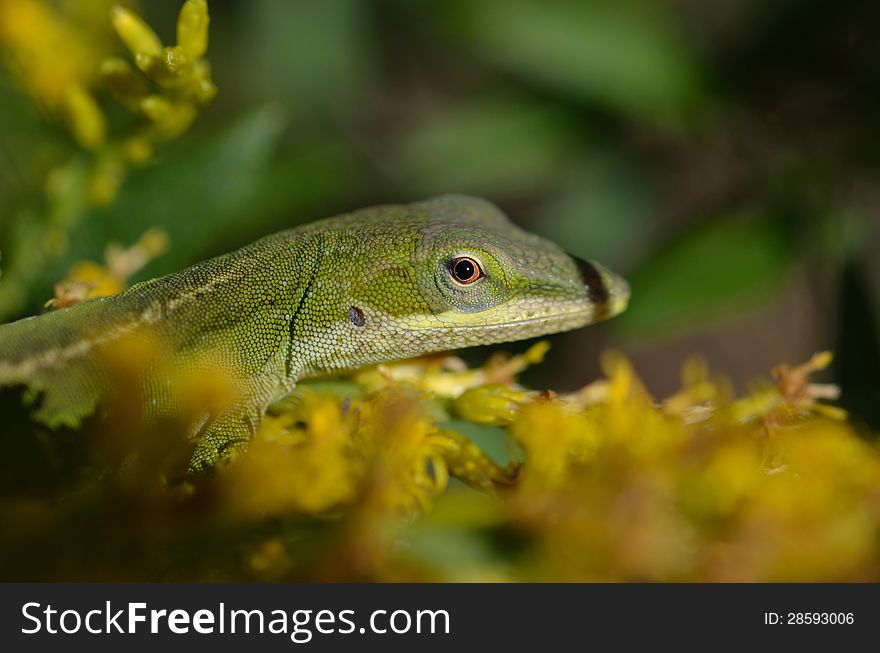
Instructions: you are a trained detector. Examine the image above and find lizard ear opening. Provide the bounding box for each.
[348,306,366,327]
[348,306,367,327]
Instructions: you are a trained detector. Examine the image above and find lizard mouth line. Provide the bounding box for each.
[410,282,630,333]
[410,306,595,333]
[450,312,590,330]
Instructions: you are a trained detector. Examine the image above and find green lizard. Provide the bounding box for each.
[0,195,629,474]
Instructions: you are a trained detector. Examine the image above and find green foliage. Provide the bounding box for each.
[395,94,579,196]
[615,213,797,337]
[445,0,701,122]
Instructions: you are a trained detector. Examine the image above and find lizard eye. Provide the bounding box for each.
[449,256,483,285]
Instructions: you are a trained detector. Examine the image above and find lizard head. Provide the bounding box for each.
[405,195,630,346]
[313,194,629,372]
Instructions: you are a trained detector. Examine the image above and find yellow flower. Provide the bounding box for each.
[0,0,105,106]
[453,384,530,425]
[0,0,114,148]
[222,391,358,517]
[356,389,452,516]
[110,0,216,140]
[45,228,168,308]
[510,399,600,490]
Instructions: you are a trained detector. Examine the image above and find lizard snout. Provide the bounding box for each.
[572,256,630,321]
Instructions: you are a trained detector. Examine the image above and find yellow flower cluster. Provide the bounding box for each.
[94,0,216,204]
[107,0,216,147]
[1,340,878,582]
[0,1,217,318]
[0,0,215,203]
[0,0,109,121]
[187,344,877,582]
[490,353,878,581]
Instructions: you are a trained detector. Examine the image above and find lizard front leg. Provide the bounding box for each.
[185,399,267,477]
[177,343,293,477]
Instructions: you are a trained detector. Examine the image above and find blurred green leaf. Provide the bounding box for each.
[614,213,796,337]
[532,155,652,269]
[441,419,513,467]
[396,94,579,195]
[834,259,880,430]
[447,0,701,122]
[403,519,502,574]
[296,379,366,401]
[0,76,68,220]
[242,0,374,123]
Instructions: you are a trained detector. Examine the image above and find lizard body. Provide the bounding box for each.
[0,195,629,473]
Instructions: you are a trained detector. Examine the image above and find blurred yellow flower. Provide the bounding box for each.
[0,0,215,196]
[0,1,217,319]
[45,227,168,308]
[0,0,113,148]
[1,312,878,582]
[0,0,102,104]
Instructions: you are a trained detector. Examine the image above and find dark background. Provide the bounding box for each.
[1,0,878,426]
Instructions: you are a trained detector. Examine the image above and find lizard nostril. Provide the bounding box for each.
[572,256,609,303]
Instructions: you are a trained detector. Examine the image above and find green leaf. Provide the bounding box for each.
[395,94,579,195]
[402,519,502,572]
[296,379,366,401]
[448,0,701,122]
[614,213,796,337]
[531,155,652,268]
[241,0,374,122]
[441,419,514,467]
[0,75,66,211]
